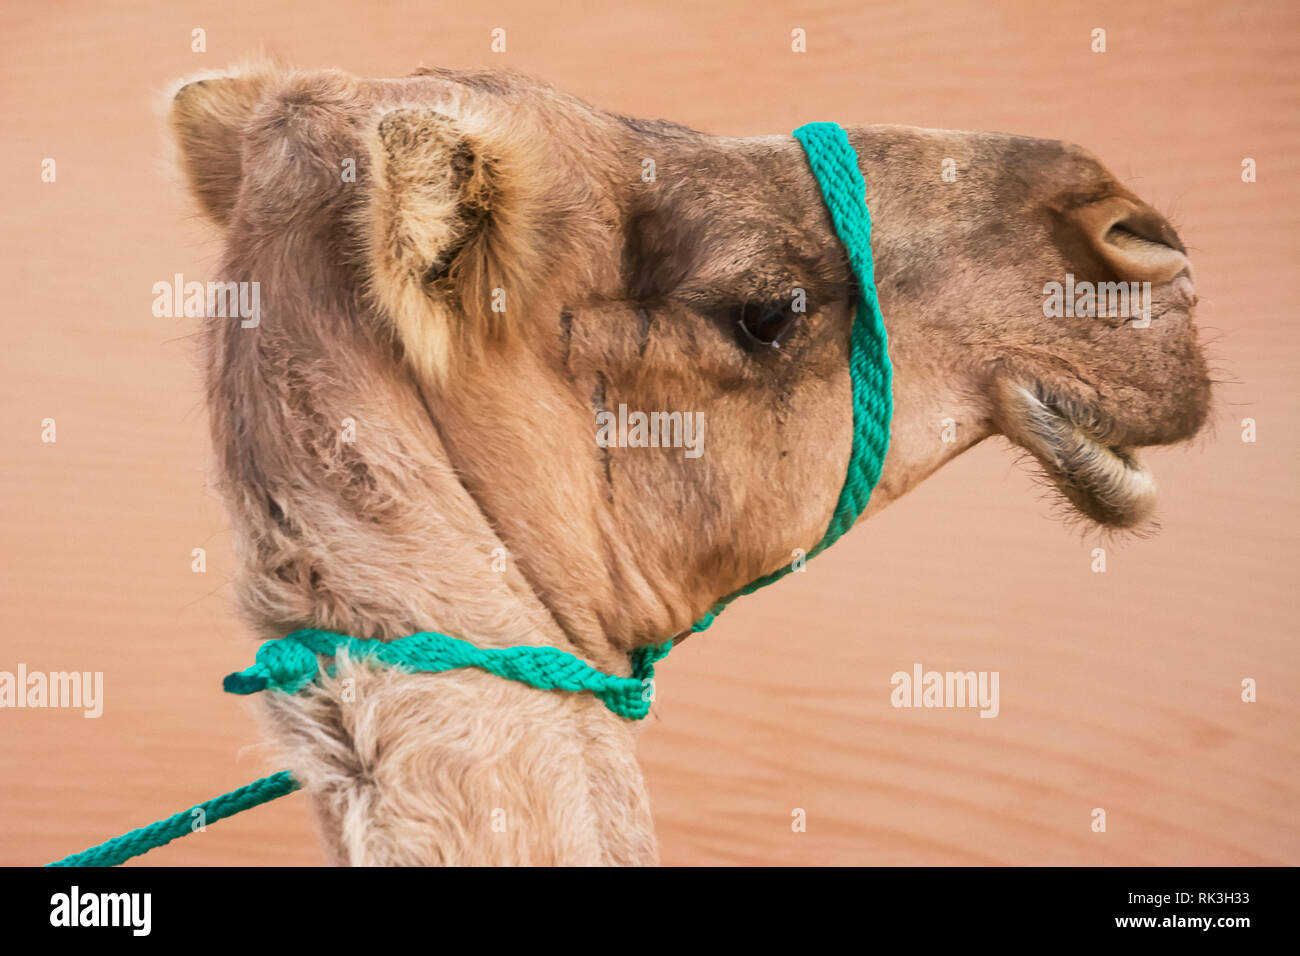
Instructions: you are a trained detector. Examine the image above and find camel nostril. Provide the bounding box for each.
[1072,196,1191,285]
[1104,207,1184,253]
[1104,223,1191,284]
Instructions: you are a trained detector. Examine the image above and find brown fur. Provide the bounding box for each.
[168,62,1210,865]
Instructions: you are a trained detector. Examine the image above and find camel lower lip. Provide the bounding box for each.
[997,382,1158,528]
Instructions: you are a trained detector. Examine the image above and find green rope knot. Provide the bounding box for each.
[222,632,322,695]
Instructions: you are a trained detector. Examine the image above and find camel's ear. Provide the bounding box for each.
[169,74,271,226]
[366,108,537,382]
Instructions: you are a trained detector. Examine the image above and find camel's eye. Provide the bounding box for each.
[735,300,797,349]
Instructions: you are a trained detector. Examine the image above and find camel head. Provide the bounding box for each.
[170,66,1210,659]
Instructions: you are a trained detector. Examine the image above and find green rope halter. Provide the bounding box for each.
[223,628,672,721]
[46,121,890,867]
[693,121,892,631]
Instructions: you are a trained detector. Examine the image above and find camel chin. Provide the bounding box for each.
[996,381,1159,530]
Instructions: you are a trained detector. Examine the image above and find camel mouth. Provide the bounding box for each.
[995,381,1158,529]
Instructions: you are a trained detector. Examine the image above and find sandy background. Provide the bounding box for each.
[1,0,1296,865]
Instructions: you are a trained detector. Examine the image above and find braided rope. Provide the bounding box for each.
[44,121,888,866]
[691,122,892,632]
[46,771,300,867]
[225,628,670,721]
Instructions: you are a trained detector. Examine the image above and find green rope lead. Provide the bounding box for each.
[46,771,301,867]
[44,121,889,866]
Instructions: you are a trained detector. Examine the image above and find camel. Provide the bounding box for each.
[168,63,1210,865]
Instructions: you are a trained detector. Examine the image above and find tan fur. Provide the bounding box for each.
[168,62,1210,865]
